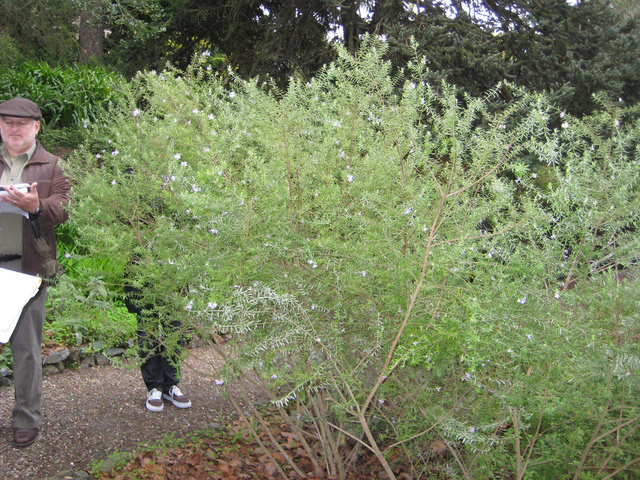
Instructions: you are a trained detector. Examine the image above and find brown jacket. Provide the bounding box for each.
[0,141,70,277]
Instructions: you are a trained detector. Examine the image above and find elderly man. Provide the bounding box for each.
[0,97,70,448]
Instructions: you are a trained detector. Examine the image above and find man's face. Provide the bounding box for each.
[0,116,40,156]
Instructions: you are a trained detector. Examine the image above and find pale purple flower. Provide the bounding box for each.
[209,228,218,235]
[185,300,193,311]
[174,153,182,160]
[215,379,224,385]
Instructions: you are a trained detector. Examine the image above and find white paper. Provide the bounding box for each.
[0,268,42,343]
[0,183,30,218]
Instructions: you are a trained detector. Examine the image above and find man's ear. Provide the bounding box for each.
[35,120,41,134]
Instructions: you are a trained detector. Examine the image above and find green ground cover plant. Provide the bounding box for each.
[0,61,125,130]
[64,37,640,479]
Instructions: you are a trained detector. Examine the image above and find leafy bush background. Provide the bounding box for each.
[62,38,640,479]
[0,62,124,130]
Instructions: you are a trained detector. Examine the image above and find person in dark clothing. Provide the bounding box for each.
[124,264,192,412]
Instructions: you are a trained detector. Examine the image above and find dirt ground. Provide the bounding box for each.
[0,345,253,480]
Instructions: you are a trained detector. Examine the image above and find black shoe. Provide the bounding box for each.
[13,427,38,448]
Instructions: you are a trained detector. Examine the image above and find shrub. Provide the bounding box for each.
[65,38,640,479]
[0,62,125,129]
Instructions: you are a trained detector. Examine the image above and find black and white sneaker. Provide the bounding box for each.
[163,385,192,409]
[146,388,164,412]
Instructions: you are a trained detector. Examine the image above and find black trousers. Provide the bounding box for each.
[125,285,184,393]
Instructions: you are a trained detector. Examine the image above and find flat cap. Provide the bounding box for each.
[0,97,42,120]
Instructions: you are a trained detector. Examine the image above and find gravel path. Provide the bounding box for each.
[0,345,243,480]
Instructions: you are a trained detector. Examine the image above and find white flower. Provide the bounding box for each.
[361,270,367,277]
[192,108,199,114]
[185,300,193,311]
[229,91,236,98]
[111,150,119,156]
[209,229,218,235]
[562,122,569,129]
[517,296,527,304]
[347,174,354,183]
[132,109,140,117]
[110,180,116,185]
[180,161,188,167]
[208,302,218,309]
[215,379,224,385]
[208,114,214,120]
[174,153,182,160]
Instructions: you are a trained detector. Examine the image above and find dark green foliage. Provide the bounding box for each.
[0,62,126,129]
[0,31,20,70]
[2,0,640,119]
[0,0,80,66]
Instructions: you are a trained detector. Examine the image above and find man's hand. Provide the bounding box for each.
[0,182,40,214]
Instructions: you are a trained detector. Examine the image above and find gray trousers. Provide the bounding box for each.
[10,285,46,428]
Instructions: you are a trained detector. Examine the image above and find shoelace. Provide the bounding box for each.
[148,389,162,400]
[169,386,183,397]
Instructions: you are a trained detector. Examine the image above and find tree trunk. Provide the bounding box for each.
[79,1,103,64]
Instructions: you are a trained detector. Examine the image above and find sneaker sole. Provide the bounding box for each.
[146,401,164,412]
[162,394,192,408]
